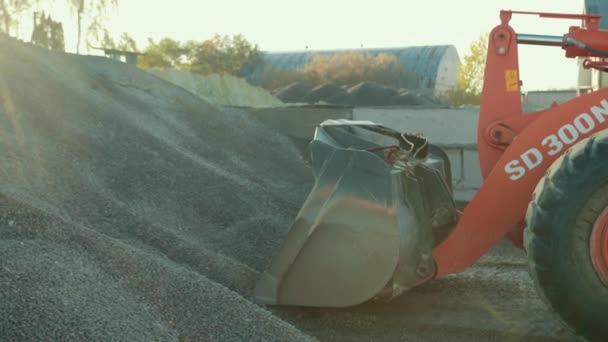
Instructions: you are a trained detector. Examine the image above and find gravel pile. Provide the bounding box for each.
[147,68,284,108]
[272,82,313,104]
[0,37,314,342]
[273,81,441,106]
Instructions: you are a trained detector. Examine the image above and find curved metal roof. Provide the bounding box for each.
[246,45,456,90]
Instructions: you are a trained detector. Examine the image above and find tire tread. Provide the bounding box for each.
[525,131,608,342]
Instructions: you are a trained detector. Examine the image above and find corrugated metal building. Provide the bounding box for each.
[246,45,459,97]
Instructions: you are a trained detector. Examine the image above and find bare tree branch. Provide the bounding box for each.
[0,0,10,34]
[69,0,118,54]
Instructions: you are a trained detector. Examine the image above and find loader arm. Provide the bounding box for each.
[433,10,608,276]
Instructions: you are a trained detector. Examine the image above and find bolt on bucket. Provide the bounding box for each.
[254,120,458,307]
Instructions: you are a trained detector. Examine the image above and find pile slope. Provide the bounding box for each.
[0,37,313,342]
[147,68,283,108]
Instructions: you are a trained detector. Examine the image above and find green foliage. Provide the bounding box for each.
[253,51,410,90]
[137,34,260,76]
[68,0,118,53]
[30,11,65,51]
[448,33,488,106]
[116,32,136,51]
[1,0,119,53]
[138,37,186,69]
[0,0,116,52]
[304,52,407,87]
[100,31,137,52]
[187,34,260,75]
[0,0,35,35]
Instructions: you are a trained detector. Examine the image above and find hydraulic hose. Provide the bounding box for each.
[565,35,608,58]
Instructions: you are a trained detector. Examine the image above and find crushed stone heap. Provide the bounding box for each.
[147,68,283,108]
[0,36,313,342]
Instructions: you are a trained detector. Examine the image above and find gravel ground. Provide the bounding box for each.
[0,37,580,341]
[276,241,578,341]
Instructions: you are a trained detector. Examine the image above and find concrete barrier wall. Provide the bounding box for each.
[352,107,478,145]
[250,105,482,201]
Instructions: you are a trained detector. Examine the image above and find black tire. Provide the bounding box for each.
[524,132,608,341]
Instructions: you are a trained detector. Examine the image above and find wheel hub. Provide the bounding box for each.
[591,208,608,287]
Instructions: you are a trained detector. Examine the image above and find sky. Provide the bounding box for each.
[21,0,588,90]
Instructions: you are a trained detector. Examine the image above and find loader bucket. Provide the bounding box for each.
[254,120,458,307]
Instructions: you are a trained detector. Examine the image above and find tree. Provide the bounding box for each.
[101,31,137,52]
[116,32,136,51]
[137,34,261,76]
[188,34,260,75]
[252,51,412,90]
[303,52,407,88]
[69,0,118,54]
[0,0,10,34]
[69,0,83,52]
[448,33,488,106]
[0,0,35,36]
[138,37,186,69]
[30,11,65,51]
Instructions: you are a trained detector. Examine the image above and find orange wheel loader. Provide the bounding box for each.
[255,10,608,341]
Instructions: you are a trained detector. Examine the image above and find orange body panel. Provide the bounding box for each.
[434,90,608,276]
[433,11,608,276]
